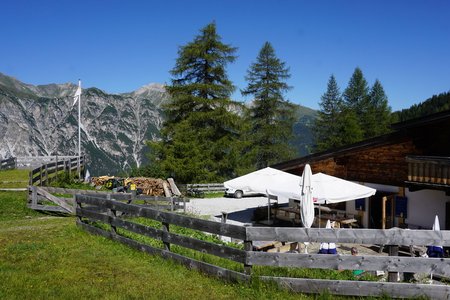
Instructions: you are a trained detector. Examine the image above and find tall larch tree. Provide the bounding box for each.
[342,67,370,140]
[314,75,344,151]
[150,22,243,183]
[241,41,296,169]
[363,79,392,138]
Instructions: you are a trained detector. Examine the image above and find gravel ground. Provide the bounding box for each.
[185,196,269,225]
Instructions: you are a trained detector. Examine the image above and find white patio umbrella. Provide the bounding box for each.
[300,164,314,253]
[300,164,315,228]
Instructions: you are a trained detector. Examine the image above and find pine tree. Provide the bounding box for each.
[152,22,243,183]
[343,67,370,114]
[241,42,296,169]
[363,79,392,138]
[342,67,370,141]
[314,75,343,151]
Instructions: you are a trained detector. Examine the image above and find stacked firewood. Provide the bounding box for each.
[91,176,115,186]
[126,177,166,196]
[90,176,177,197]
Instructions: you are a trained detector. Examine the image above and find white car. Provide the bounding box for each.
[224,187,261,198]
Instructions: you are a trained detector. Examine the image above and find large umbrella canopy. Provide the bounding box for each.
[427,215,444,258]
[267,172,376,205]
[300,164,314,228]
[311,173,376,204]
[224,167,301,195]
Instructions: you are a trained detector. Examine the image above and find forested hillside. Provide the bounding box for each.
[392,91,450,122]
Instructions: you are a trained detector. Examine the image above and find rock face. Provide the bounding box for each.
[0,72,168,176]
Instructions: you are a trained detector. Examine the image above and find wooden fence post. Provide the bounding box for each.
[388,245,399,282]
[244,240,253,276]
[244,224,252,276]
[55,155,58,182]
[67,160,71,178]
[44,163,48,186]
[75,195,82,222]
[31,186,37,207]
[39,165,43,187]
[106,194,117,235]
[162,222,170,251]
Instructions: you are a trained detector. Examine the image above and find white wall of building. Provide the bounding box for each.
[405,188,449,229]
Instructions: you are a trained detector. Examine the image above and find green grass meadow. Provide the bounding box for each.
[0,169,29,188]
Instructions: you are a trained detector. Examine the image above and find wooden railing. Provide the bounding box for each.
[0,157,16,170]
[406,155,450,185]
[28,186,187,214]
[29,156,85,186]
[16,155,80,169]
[76,195,450,299]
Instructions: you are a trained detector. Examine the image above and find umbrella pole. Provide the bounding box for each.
[319,204,321,228]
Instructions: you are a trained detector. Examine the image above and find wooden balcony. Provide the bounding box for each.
[406,156,450,191]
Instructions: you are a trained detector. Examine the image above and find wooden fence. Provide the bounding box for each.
[0,157,16,170]
[75,195,450,299]
[29,156,85,186]
[16,155,80,169]
[28,186,187,214]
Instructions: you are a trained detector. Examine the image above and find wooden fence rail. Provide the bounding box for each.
[28,186,188,214]
[29,156,85,186]
[0,157,16,170]
[16,155,80,169]
[75,195,450,299]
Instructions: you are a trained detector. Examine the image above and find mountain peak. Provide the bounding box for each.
[133,83,166,95]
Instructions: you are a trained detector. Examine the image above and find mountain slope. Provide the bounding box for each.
[0,73,168,176]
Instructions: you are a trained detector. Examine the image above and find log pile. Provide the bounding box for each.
[125,177,166,196]
[90,176,180,197]
[91,176,115,186]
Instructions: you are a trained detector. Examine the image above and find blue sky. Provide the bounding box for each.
[1,0,449,111]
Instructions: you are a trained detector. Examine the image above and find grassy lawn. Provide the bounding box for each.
[0,190,322,299]
[0,169,30,188]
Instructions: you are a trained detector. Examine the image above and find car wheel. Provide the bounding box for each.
[234,190,243,199]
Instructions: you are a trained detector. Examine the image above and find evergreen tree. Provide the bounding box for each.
[363,79,392,138]
[337,108,364,145]
[241,42,296,169]
[314,75,343,151]
[151,22,243,183]
[343,67,370,114]
[342,67,371,140]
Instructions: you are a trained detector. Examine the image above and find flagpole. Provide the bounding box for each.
[77,79,81,179]
[78,79,81,158]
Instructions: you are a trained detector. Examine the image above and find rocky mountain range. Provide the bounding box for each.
[0,72,316,176]
[0,72,168,175]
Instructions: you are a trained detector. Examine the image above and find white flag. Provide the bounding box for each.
[72,84,81,107]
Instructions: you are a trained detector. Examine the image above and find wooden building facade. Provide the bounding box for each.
[272,110,450,230]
